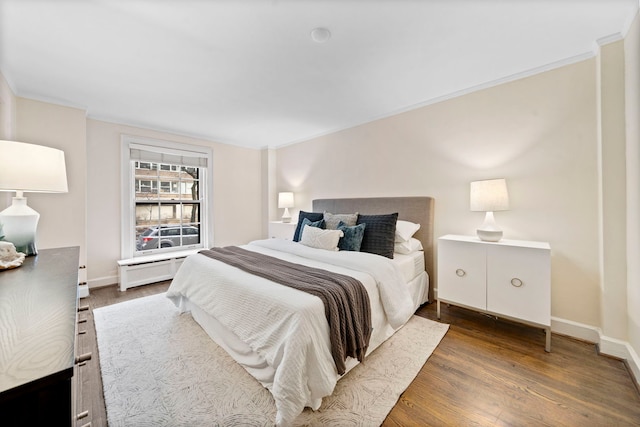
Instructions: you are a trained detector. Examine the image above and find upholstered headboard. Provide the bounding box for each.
[312,197,435,302]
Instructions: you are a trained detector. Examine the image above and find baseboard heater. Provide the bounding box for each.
[117,249,199,291]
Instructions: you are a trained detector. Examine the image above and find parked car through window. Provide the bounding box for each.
[136,225,200,250]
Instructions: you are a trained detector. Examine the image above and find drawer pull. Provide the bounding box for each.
[78,305,89,312]
[75,352,92,364]
[511,278,523,287]
[455,269,466,277]
[76,410,89,420]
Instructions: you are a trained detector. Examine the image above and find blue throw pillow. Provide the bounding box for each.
[356,213,398,259]
[299,217,325,240]
[293,211,324,242]
[337,221,366,251]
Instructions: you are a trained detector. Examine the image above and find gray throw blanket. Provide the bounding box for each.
[198,246,372,375]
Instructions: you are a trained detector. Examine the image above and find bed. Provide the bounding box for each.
[166,196,435,426]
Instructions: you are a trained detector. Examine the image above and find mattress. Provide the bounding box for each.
[392,250,426,282]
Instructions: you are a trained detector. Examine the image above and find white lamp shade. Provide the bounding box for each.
[0,140,68,256]
[470,178,509,212]
[0,140,68,193]
[278,192,295,208]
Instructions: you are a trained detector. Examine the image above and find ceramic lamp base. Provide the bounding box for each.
[476,229,503,242]
[476,211,503,242]
[281,207,292,223]
[0,197,39,256]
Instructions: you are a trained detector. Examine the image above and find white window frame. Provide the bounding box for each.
[120,135,214,260]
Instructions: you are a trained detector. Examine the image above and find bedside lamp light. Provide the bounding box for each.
[0,140,68,255]
[470,178,509,242]
[278,192,294,223]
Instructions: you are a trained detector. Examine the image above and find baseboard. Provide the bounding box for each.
[88,275,118,289]
[552,316,640,390]
[550,316,600,343]
[625,346,640,393]
[599,335,632,359]
[600,336,640,385]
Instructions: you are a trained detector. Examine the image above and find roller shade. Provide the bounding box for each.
[130,145,208,168]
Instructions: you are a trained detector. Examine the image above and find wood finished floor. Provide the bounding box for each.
[79,282,640,426]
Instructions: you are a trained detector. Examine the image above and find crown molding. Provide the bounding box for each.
[595,33,625,48]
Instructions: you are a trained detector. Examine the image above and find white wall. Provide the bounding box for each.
[13,99,88,269]
[276,58,602,328]
[0,73,17,210]
[597,39,628,342]
[0,72,16,140]
[0,75,265,287]
[624,10,640,380]
[86,119,264,286]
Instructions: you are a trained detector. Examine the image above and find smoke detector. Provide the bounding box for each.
[310,27,331,43]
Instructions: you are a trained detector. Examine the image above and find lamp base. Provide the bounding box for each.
[281,207,292,223]
[476,211,503,242]
[0,197,39,256]
[476,229,503,242]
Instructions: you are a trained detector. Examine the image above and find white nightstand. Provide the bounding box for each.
[269,221,298,240]
[437,234,551,351]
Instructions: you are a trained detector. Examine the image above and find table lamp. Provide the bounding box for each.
[470,178,509,242]
[278,192,294,223]
[0,140,68,255]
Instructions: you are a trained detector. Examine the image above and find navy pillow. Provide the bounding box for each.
[356,213,398,259]
[293,211,324,242]
[337,221,366,252]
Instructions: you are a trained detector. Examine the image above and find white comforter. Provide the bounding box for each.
[166,238,415,426]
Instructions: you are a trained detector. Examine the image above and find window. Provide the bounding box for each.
[159,181,169,193]
[137,179,158,193]
[121,136,213,259]
[133,162,202,252]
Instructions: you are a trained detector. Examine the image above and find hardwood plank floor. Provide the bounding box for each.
[79,282,640,426]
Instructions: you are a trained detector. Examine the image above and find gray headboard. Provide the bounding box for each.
[312,197,435,303]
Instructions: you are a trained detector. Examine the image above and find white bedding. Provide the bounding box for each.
[393,250,426,282]
[166,238,428,426]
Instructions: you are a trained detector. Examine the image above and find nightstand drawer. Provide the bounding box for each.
[269,221,297,240]
[487,244,551,325]
[437,238,486,310]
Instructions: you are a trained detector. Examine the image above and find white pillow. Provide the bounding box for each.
[300,225,344,251]
[394,238,424,254]
[395,220,421,243]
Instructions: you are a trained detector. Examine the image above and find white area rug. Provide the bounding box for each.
[94,293,448,426]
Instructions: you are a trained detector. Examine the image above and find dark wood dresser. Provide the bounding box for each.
[0,247,85,426]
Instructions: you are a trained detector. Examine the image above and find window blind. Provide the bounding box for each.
[130,146,208,168]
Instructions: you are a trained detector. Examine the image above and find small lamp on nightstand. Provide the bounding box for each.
[278,192,295,223]
[470,178,509,242]
[0,140,69,256]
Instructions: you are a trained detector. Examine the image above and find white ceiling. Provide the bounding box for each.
[0,0,637,149]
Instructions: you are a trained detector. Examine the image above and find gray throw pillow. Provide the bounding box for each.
[324,212,358,230]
